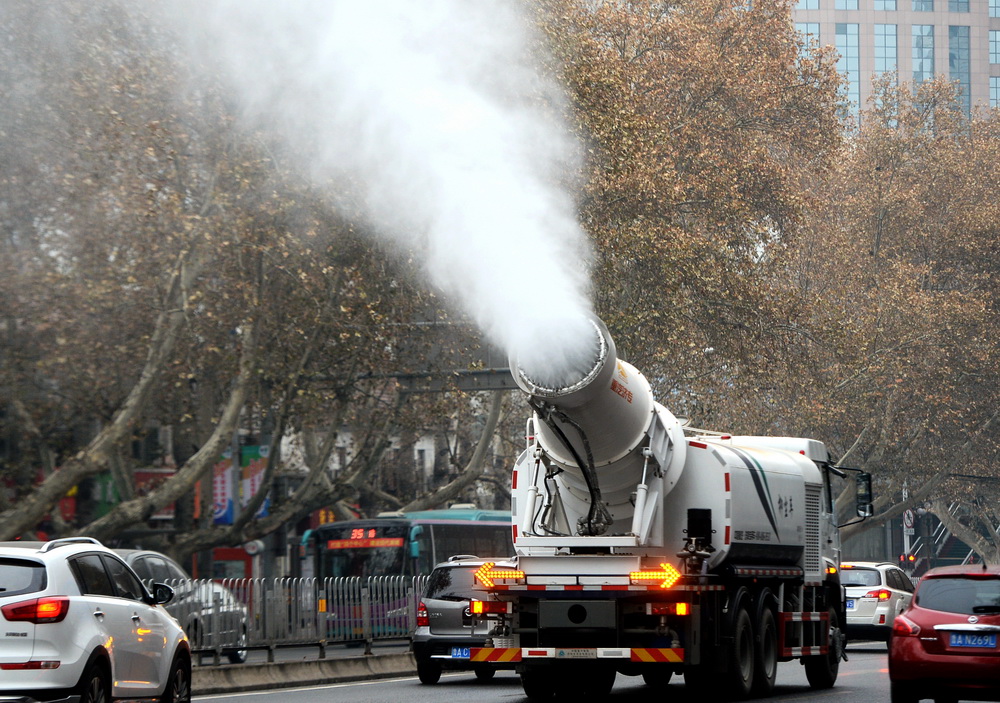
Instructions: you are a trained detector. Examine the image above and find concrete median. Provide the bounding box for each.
[193,653,418,694]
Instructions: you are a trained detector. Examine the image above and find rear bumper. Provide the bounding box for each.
[0,696,80,703]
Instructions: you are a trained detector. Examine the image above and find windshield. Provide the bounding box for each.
[425,565,481,601]
[842,567,881,588]
[317,523,408,578]
[917,576,1000,614]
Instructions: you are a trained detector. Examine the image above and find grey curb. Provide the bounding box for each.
[193,653,418,694]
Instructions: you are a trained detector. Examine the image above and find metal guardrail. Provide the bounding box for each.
[153,576,430,665]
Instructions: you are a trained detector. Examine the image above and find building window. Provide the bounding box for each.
[991,77,1000,108]
[797,0,819,9]
[875,0,897,8]
[949,26,970,116]
[948,0,968,10]
[991,30,1000,64]
[913,25,935,83]
[992,0,1000,18]
[836,23,860,117]
[912,0,932,10]
[875,25,898,76]
[796,22,821,49]
[836,0,858,8]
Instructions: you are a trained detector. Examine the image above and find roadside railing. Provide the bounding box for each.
[152,576,430,665]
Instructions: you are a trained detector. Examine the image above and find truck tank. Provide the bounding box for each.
[508,317,831,577]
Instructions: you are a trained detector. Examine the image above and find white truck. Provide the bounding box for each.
[470,318,872,700]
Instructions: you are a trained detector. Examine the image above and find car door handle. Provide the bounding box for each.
[93,609,105,618]
[132,614,142,622]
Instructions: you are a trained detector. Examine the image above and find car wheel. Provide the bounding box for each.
[890,680,919,703]
[474,664,496,681]
[228,627,249,664]
[162,653,192,703]
[416,658,442,685]
[76,661,110,703]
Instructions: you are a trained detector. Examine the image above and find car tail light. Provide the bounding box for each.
[892,613,920,637]
[1,597,70,624]
[863,589,892,600]
[416,600,429,627]
[0,661,61,670]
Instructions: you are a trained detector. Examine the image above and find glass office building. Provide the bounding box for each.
[793,0,1000,114]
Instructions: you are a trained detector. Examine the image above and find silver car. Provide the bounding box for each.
[842,561,915,641]
[410,556,514,684]
[115,549,249,664]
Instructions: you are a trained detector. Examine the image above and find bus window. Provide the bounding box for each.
[428,523,512,566]
[317,523,409,578]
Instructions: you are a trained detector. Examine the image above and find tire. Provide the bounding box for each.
[804,606,841,689]
[724,607,755,699]
[558,664,616,700]
[890,680,920,703]
[161,653,192,703]
[521,668,557,701]
[474,664,496,681]
[227,627,249,664]
[751,604,778,696]
[76,661,110,703]
[416,658,442,685]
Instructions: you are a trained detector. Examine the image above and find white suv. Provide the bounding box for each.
[842,561,915,642]
[0,537,191,703]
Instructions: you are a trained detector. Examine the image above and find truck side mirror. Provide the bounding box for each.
[856,473,873,518]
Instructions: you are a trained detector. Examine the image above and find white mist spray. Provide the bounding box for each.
[161,0,596,387]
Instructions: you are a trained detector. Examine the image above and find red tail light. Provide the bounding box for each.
[863,589,892,600]
[1,597,70,624]
[892,613,920,637]
[416,600,429,628]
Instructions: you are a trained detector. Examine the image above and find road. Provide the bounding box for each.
[196,641,891,703]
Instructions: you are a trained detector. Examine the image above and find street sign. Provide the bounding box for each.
[903,509,915,529]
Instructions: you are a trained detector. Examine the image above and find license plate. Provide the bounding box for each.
[846,599,855,609]
[450,646,472,659]
[949,633,998,648]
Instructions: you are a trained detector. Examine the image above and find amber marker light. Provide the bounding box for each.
[470,600,512,615]
[630,563,682,589]
[475,562,525,588]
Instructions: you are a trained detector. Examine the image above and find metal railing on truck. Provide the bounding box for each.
[149,575,430,665]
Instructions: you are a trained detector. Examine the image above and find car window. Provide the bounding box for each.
[0,558,47,597]
[136,555,171,582]
[103,555,146,601]
[842,567,880,587]
[164,559,189,582]
[71,554,116,597]
[425,566,480,601]
[916,576,1000,614]
[898,570,915,592]
[886,570,903,590]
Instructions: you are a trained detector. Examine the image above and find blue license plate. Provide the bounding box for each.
[846,599,855,609]
[949,632,998,648]
[450,646,472,659]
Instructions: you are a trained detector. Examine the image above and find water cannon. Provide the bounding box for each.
[508,318,682,537]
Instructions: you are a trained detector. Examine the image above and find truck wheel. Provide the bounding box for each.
[416,658,442,684]
[521,668,556,700]
[751,604,778,696]
[724,607,755,699]
[804,606,841,689]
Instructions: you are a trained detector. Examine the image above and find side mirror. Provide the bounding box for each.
[409,525,424,558]
[152,582,175,606]
[856,473,874,518]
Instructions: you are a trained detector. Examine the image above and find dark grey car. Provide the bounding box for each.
[410,556,514,684]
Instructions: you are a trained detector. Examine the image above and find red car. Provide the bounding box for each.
[889,563,1000,703]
